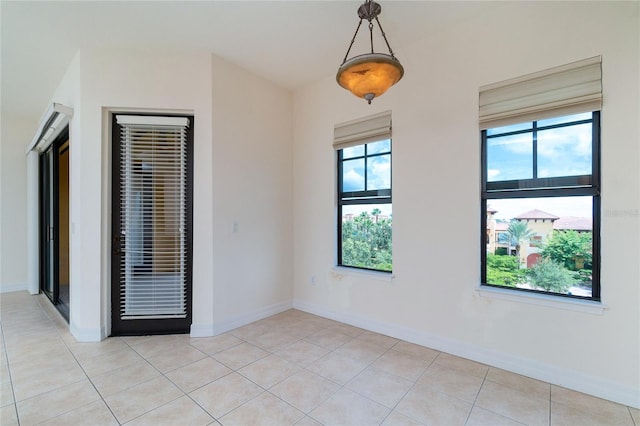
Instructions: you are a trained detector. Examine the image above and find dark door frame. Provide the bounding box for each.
[39,128,70,321]
[110,113,194,336]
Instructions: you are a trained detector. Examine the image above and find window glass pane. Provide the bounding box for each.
[487,133,533,181]
[342,145,364,159]
[486,122,531,136]
[486,196,593,297]
[366,154,391,190]
[537,123,592,178]
[342,158,365,192]
[341,203,392,271]
[537,112,592,128]
[367,139,391,154]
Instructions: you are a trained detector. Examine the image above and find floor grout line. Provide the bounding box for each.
[2,292,638,426]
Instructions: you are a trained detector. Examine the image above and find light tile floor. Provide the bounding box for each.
[1,291,638,426]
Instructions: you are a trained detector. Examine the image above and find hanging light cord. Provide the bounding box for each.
[341,18,364,65]
[375,17,397,59]
[340,0,398,65]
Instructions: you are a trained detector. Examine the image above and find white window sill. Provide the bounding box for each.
[332,266,395,283]
[476,285,606,315]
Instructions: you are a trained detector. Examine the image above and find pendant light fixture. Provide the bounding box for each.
[336,0,404,104]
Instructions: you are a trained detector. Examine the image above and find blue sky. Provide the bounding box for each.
[343,155,391,192]
[486,114,594,221]
[487,114,592,182]
[342,140,391,192]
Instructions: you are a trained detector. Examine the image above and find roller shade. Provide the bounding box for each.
[116,115,189,319]
[334,110,392,149]
[479,56,602,129]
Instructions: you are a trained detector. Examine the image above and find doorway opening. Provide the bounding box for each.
[111,114,194,335]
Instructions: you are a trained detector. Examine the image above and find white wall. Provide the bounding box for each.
[211,56,294,332]
[292,2,639,408]
[39,49,214,340]
[0,112,36,292]
[39,49,293,340]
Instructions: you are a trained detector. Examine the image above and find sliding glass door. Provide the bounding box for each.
[39,131,70,320]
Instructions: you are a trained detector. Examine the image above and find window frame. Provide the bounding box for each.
[337,139,392,273]
[481,111,601,301]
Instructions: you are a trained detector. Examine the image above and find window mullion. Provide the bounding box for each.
[363,144,368,191]
[337,149,344,267]
[532,121,538,180]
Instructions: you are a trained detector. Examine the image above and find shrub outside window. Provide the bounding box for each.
[481,112,600,300]
[337,139,392,272]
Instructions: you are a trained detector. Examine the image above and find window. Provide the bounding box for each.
[335,112,392,272]
[482,112,600,299]
[479,57,602,300]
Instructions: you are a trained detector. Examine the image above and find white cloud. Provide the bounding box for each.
[369,160,391,189]
[488,169,500,179]
[489,134,531,154]
[343,169,363,191]
[537,125,591,158]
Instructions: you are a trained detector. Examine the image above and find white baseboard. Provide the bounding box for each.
[0,282,27,293]
[293,299,639,409]
[70,321,105,342]
[211,300,294,336]
[190,322,216,338]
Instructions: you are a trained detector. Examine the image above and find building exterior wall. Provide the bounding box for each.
[517,219,555,267]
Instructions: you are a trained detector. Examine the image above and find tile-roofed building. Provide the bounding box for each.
[553,216,592,231]
[513,209,560,221]
[495,222,509,231]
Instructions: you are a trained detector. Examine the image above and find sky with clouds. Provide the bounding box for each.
[342,140,391,192]
[340,116,594,222]
[487,113,592,182]
[486,113,594,220]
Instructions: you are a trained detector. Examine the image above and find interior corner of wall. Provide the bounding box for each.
[190,322,215,338]
[70,320,105,342]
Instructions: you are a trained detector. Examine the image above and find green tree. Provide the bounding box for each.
[371,217,391,250]
[371,208,382,223]
[342,238,372,267]
[541,230,592,271]
[341,209,392,271]
[507,221,535,259]
[486,254,527,286]
[528,259,577,293]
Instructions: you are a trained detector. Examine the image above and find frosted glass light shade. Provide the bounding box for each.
[337,53,404,104]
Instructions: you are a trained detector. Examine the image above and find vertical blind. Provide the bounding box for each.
[116,115,189,319]
[479,56,602,129]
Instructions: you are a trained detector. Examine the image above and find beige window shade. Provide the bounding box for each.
[479,56,602,129]
[334,110,392,149]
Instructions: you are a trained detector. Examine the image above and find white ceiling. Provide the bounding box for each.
[1,1,499,122]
